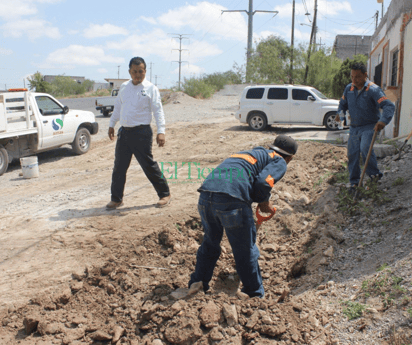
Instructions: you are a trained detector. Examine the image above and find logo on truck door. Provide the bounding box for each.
[52,119,64,131]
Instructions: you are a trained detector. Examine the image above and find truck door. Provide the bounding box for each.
[34,95,68,149]
[267,87,290,123]
[291,89,320,124]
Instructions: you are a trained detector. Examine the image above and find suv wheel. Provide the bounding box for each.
[248,113,267,131]
[324,112,339,131]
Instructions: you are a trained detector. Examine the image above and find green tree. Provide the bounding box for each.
[27,72,51,93]
[307,48,342,98]
[332,54,368,98]
[82,79,95,92]
[50,76,85,97]
[247,35,292,83]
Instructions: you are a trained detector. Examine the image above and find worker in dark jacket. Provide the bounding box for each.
[336,63,395,188]
[188,135,298,298]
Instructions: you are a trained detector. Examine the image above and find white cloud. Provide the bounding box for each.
[0,0,63,19]
[139,16,157,25]
[158,1,247,41]
[2,19,61,39]
[83,24,129,38]
[44,45,125,67]
[107,29,222,62]
[173,64,205,77]
[68,29,79,35]
[0,47,13,55]
[257,31,281,40]
[98,68,108,74]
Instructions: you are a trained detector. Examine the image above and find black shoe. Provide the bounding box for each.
[370,173,383,183]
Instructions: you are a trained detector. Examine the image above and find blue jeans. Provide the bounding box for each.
[189,192,264,298]
[348,124,381,186]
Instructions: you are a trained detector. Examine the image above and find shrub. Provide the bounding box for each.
[182,78,216,99]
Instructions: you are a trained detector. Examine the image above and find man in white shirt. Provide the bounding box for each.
[106,57,171,209]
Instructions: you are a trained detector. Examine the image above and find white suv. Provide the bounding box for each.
[234,85,340,131]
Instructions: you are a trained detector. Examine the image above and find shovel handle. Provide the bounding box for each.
[357,129,379,190]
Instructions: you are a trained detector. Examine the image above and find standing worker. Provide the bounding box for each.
[106,57,171,209]
[188,135,298,298]
[336,63,395,190]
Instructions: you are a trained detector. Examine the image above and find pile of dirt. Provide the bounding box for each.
[0,140,351,345]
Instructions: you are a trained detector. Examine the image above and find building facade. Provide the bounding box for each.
[368,0,412,138]
[43,75,85,84]
[104,78,130,90]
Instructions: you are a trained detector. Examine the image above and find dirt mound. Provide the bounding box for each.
[0,140,350,344]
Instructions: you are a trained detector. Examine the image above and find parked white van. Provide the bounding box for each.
[234,85,340,131]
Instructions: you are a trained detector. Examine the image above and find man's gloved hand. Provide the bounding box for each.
[374,121,386,132]
[258,201,274,214]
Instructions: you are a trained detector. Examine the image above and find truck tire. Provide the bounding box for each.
[248,112,267,131]
[103,110,110,117]
[324,112,339,131]
[72,128,91,155]
[0,147,9,176]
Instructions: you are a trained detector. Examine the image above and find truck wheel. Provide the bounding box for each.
[0,147,9,176]
[248,113,267,131]
[103,110,110,117]
[72,128,91,155]
[324,112,339,131]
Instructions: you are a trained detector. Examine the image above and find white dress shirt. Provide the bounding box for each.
[109,79,165,134]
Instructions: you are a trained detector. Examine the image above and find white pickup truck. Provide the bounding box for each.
[95,89,118,117]
[0,89,99,176]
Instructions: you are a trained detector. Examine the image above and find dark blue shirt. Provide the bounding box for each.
[337,80,395,127]
[198,146,287,205]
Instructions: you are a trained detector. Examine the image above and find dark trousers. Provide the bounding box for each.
[189,192,264,298]
[110,125,170,202]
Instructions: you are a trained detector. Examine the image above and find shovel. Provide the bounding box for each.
[394,128,412,161]
[354,129,379,200]
[255,206,276,231]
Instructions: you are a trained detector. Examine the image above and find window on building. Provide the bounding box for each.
[391,49,399,87]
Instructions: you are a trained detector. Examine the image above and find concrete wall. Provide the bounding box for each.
[399,19,412,137]
[333,35,371,60]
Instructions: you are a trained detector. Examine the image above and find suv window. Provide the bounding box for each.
[292,89,312,101]
[246,88,265,99]
[268,88,288,100]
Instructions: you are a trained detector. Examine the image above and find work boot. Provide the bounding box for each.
[106,200,123,210]
[156,195,172,208]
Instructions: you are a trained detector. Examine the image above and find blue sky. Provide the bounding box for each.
[0,0,390,90]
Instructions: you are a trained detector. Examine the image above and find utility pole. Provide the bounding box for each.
[290,0,295,84]
[170,33,190,90]
[222,0,278,82]
[304,0,317,84]
[154,75,161,87]
[149,62,154,82]
[117,65,120,79]
[375,10,379,29]
[377,0,384,19]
